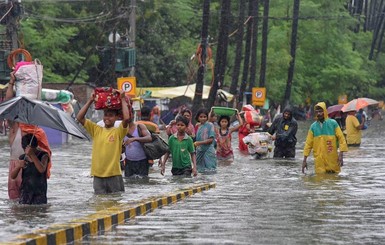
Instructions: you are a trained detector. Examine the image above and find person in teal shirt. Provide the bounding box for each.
[160,115,197,176]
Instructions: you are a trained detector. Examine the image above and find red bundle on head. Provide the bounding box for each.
[94,87,129,110]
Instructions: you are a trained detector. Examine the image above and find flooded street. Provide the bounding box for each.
[1,119,385,244]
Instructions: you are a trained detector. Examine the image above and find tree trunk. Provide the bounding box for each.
[193,0,210,110]
[206,0,231,108]
[375,5,385,59]
[239,0,253,103]
[230,0,246,97]
[259,0,269,88]
[369,0,379,31]
[354,0,364,32]
[248,0,260,100]
[364,0,369,32]
[369,0,385,60]
[283,0,300,107]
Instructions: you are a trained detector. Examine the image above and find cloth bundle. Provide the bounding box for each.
[94,87,129,110]
[14,59,43,100]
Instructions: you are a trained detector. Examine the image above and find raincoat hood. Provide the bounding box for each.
[283,106,293,120]
[314,102,328,120]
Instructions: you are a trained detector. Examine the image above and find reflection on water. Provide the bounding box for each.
[1,120,385,244]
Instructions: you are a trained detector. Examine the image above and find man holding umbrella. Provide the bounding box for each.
[342,97,378,147]
[77,90,130,194]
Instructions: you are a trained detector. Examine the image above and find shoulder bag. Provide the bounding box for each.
[137,125,169,159]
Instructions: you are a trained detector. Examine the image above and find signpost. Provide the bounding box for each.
[252,87,266,107]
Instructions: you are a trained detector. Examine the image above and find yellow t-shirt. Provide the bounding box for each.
[84,119,127,177]
[346,115,361,145]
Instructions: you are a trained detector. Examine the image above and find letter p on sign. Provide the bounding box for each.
[117,77,136,97]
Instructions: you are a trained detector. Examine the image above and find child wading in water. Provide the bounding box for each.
[160,116,197,176]
[194,108,217,172]
[216,111,243,162]
[11,133,49,204]
[77,89,129,194]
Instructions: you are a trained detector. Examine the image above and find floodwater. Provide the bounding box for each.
[1,119,385,244]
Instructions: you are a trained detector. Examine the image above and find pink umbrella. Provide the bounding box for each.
[341,98,379,112]
[327,104,344,118]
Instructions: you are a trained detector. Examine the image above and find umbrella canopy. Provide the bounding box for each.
[0,96,90,140]
[327,104,344,118]
[341,98,379,112]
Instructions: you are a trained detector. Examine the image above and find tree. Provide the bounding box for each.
[230,0,246,98]
[206,0,231,108]
[248,0,259,100]
[283,0,299,107]
[20,2,103,83]
[239,0,253,103]
[193,0,211,109]
[259,0,269,87]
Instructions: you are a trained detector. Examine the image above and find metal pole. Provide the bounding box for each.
[129,0,136,77]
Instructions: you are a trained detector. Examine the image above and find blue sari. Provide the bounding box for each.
[196,122,217,172]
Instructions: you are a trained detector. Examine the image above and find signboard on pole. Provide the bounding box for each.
[338,94,347,104]
[252,87,266,107]
[117,77,136,97]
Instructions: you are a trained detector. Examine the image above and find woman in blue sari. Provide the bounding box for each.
[194,108,217,172]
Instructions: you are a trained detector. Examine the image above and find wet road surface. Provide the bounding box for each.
[1,120,385,244]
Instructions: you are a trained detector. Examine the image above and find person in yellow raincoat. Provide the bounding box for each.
[345,110,363,147]
[302,102,348,174]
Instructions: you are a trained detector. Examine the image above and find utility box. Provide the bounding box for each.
[101,47,136,72]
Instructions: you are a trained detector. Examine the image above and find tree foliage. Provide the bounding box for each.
[16,0,385,105]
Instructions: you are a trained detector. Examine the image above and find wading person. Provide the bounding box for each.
[6,72,52,201]
[194,108,217,172]
[123,117,152,178]
[345,110,363,147]
[11,133,49,204]
[137,106,160,134]
[216,112,243,162]
[136,106,160,166]
[302,102,348,174]
[76,90,129,194]
[166,108,195,139]
[160,116,197,176]
[267,106,298,158]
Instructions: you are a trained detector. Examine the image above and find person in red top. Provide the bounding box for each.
[238,112,253,153]
[216,112,243,162]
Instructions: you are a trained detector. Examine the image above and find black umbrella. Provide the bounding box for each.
[0,96,90,140]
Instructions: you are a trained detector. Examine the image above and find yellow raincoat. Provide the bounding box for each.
[303,102,348,173]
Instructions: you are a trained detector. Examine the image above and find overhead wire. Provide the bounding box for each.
[0,1,13,23]
[23,11,126,24]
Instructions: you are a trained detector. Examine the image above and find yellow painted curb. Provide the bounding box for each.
[1,182,216,245]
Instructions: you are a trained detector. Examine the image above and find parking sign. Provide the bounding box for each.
[117,77,136,97]
[252,87,266,106]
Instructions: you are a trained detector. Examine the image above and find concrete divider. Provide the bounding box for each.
[1,182,216,245]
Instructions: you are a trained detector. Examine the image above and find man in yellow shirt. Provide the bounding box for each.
[345,110,363,147]
[77,90,130,194]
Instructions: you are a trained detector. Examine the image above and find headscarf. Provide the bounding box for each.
[19,123,52,179]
